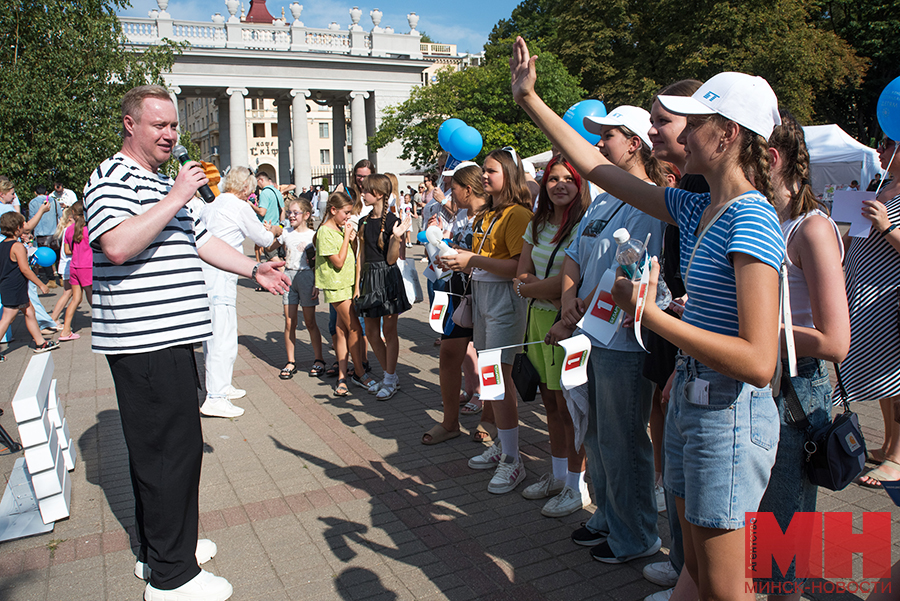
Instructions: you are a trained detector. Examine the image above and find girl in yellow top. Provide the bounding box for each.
[315,192,379,396]
[444,148,534,494]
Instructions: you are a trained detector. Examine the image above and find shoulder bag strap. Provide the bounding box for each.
[683,194,748,284]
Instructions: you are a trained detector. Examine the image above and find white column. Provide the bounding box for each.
[226,87,249,169]
[349,91,369,167]
[168,86,181,131]
[290,89,312,189]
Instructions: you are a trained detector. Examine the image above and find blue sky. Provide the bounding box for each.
[120,0,521,54]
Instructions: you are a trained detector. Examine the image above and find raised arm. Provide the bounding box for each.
[510,37,672,225]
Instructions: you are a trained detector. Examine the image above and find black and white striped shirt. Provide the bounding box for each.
[84,153,212,354]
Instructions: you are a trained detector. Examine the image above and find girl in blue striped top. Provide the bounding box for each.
[512,37,785,599]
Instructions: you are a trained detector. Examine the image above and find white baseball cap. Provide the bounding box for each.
[442,161,479,177]
[584,105,654,149]
[657,72,781,139]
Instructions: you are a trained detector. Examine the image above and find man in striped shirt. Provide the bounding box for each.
[84,85,290,601]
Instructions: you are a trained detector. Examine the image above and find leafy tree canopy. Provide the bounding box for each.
[0,0,183,199]
[369,47,585,168]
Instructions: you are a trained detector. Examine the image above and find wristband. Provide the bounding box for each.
[884,223,897,236]
[250,262,261,282]
[516,280,525,299]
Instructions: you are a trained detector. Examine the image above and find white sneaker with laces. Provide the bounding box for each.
[487,454,526,494]
[541,485,591,517]
[144,569,233,601]
[521,472,564,500]
[225,386,246,401]
[468,442,502,470]
[200,398,244,418]
[135,539,218,581]
[645,588,674,601]
[643,560,679,587]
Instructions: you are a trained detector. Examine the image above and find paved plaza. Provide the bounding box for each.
[0,245,898,600]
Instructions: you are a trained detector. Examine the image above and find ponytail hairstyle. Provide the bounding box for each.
[660,161,682,188]
[70,200,86,244]
[361,173,392,250]
[533,155,590,245]
[483,148,533,215]
[768,109,822,218]
[615,125,668,187]
[385,173,401,215]
[287,197,315,229]
[55,207,74,240]
[350,159,376,214]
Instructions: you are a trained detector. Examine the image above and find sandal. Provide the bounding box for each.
[460,394,482,415]
[472,421,497,443]
[857,459,900,489]
[333,378,350,397]
[309,359,326,377]
[324,361,340,377]
[279,362,297,380]
[422,424,461,446]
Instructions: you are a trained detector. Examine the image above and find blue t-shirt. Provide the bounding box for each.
[566,192,665,351]
[257,185,283,224]
[28,195,62,237]
[664,187,785,336]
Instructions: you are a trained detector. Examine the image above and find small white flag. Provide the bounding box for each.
[477,349,505,401]
[558,334,591,390]
[577,267,622,345]
[429,291,450,334]
[633,254,651,352]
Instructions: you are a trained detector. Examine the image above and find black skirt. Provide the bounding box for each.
[356,260,412,318]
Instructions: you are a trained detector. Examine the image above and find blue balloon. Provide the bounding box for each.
[563,100,607,145]
[417,230,428,244]
[33,247,56,268]
[877,77,900,142]
[438,118,466,152]
[447,126,483,161]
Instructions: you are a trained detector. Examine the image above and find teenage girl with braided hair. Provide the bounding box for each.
[355,174,412,400]
[513,37,785,599]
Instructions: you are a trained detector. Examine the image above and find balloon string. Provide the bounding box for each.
[875,145,897,198]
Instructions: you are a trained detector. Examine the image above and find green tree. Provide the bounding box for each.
[369,48,585,168]
[0,0,182,198]
[549,0,865,124]
[487,0,556,50]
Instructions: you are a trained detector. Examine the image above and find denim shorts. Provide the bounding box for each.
[665,353,779,530]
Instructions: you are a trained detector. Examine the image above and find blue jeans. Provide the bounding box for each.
[584,347,658,558]
[756,357,831,585]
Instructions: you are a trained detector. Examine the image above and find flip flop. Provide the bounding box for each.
[857,459,900,489]
[58,333,80,341]
[472,421,497,443]
[421,424,461,446]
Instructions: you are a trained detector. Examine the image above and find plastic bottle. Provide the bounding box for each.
[613,228,672,310]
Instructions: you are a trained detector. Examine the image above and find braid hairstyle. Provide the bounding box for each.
[711,114,774,205]
[70,200,86,244]
[361,174,392,251]
[769,109,822,219]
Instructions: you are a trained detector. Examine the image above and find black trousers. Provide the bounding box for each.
[107,344,203,590]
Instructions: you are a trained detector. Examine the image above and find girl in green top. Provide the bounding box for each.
[315,191,379,396]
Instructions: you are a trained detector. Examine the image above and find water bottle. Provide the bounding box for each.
[613,228,672,310]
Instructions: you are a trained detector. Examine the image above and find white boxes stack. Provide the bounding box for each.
[10,353,76,524]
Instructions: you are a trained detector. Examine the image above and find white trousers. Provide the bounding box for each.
[202,267,239,401]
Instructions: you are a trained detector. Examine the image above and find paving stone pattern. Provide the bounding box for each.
[0,245,897,600]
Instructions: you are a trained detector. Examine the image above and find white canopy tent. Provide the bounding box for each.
[802,125,883,194]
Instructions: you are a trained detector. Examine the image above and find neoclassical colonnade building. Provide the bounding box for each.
[120,0,458,186]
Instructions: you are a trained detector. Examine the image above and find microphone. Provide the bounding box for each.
[172,145,216,203]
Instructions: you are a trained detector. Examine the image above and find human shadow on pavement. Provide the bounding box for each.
[334,566,398,600]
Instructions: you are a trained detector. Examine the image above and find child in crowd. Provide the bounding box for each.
[316,191,379,396]
[514,154,591,517]
[59,201,92,341]
[50,207,74,327]
[271,198,325,379]
[0,212,58,359]
[443,148,534,494]
[355,174,412,400]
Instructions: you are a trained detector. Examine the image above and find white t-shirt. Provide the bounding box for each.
[198,192,274,252]
[279,226,315,271]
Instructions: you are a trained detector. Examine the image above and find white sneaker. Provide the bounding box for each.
[487,454,526,494]
[521,472,564,500]
[541,485,591,517]
[225,386,245,401]
[135,539,218,581]
[375,381,397,401]
[655,482,666,513]
[643,560,679,587]
[645,588,674,601]
[468,442,502,470]
[144,569,232,601]
[200,398,244,418]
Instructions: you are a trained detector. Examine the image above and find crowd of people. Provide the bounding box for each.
[1,39,898,599]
